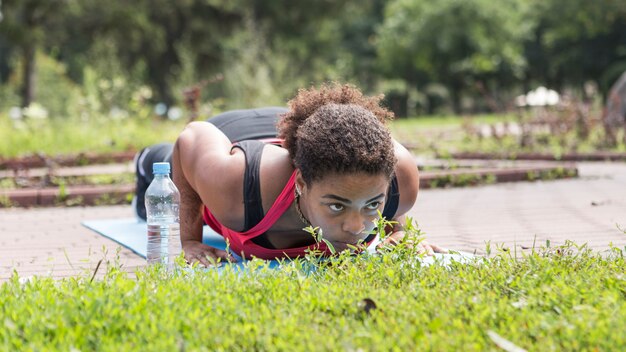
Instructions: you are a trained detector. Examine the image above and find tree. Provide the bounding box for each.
[61,0,241,109]
[238,0,354,94]
[376,0,530,113]
[336,0,388,92]
[523,0,626,98]
[0,0,68,107]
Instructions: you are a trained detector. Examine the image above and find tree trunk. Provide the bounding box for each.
[21,44,36,108]
[450,85,462,115]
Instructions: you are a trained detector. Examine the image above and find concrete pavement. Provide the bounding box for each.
[409,162,626,253]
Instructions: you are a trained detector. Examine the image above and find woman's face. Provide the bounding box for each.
[297,172,390,252]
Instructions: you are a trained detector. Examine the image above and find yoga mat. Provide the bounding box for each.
[81,218,279,269]
[82,218,474,269]
[82,218,228,258]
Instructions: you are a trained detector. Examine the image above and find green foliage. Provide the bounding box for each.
[379,0,529,76]
[78,40,153,119]
[4,51,83,117]
[524,0,626,94]
[0,83,19,110]
[0,174,136,191]
[1,109,619,160]
[526,167,578,182]
[220,25,283,108]
[392,112,625,157]
[2,0,626,117]
[0,194,15,207]
[376,0,530,112]
[0,111,186,158]
[1,241,624,350]
[428,173,497,189]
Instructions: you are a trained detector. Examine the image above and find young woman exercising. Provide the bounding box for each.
[134,83,445,266]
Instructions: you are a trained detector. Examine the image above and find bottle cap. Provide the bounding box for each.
[152,162,170,175]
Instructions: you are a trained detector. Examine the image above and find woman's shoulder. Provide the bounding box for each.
[259,144,295,208]
[393,140,419,216]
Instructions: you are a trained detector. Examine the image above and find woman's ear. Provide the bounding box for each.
[295,169,307,194]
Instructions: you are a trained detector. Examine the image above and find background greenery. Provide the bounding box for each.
[1,0,625,119]
[1,0,625,158]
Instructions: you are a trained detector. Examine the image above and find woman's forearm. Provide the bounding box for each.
[172,138,203,245]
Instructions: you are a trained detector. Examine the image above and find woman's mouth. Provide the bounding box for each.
[328,240,367,252]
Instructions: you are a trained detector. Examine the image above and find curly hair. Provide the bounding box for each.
[277,83,397,185]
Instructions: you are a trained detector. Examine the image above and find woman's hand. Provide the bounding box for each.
[183,240,236,267]
[378,231,448,256]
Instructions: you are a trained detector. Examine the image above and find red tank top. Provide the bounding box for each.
[202,170,331,260]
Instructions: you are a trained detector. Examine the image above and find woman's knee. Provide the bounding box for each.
[135,143,174,180]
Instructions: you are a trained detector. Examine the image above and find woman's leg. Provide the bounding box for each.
[133,143,174,220]
[206,107,287,142]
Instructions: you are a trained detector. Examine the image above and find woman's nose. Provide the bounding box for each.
[343,213,365,235]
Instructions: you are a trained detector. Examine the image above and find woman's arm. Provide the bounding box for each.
[378,140,447,255]
[380,215,448,255]
[392,139,419,217]
[173,121,242,265]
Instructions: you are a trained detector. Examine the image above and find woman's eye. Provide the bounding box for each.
[329,204,344,212]
[366,202,381,210]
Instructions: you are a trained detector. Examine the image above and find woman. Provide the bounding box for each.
[135,83,445,266]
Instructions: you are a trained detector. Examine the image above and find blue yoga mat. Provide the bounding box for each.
[82,218,475,269]
[81,218,284,269]
[82,218,228,258]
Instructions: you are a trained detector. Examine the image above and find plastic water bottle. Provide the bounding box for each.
[145,162,181,268]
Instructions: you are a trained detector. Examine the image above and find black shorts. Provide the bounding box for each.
[133,107,287,219]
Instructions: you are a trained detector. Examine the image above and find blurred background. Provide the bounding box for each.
[0,0,625,157]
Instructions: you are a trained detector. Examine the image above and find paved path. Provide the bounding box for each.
[1,162,624,281]
[409,162,626,254]
[0,206,143,281]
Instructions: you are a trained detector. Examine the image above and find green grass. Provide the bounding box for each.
[390,113,626,158]
[1,240,624,351]
[0,115,187,158]
[0,174,136,190]
[389,113,515,157]
[2,112,484,159]
[391,113,515,128]
[2,111,624,160]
